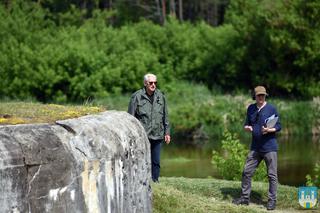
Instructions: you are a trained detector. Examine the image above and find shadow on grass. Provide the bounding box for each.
[220,187,267,206]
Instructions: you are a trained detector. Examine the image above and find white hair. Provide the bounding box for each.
[143,73,157,82]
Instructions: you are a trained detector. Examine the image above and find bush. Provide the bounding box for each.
[1,0,320,102]
[0,1,241,102]
[212,131,267,181]
[225,0,320,98]
[306,163,320,187]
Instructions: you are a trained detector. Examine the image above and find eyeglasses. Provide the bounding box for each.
[148,81,157,85]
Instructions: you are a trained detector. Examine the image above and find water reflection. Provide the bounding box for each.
[161,135,320,186]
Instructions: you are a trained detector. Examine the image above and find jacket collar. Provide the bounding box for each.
[142,87,158,101]
[256,101,267,112]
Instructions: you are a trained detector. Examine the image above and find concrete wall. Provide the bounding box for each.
[0,111,151,213]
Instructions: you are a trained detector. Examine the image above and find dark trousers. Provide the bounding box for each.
[241,151,278,201]
[150,139,162,182]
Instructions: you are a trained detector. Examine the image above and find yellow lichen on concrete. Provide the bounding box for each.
[0,117,25,125]
[0,102,105,125]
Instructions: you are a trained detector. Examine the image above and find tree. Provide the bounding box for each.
[169,0,176,17]
[225,0,320,97]
[161,0,166,23]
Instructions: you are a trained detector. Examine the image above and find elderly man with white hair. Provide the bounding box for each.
[128,73,170,182]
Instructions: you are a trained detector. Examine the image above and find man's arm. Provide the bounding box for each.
[244,106,253,132]
[128,95,137,116]
[163,95,170,144]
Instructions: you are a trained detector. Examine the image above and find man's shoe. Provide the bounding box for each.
[152,179,159,183]
[267,200,276,210]
[232,198,249,205]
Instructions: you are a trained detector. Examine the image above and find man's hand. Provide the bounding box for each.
[262,126,275,135]
[244,125,253,132]
[164,134,171,144]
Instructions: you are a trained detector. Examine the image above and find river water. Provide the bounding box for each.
[161,135,320,186]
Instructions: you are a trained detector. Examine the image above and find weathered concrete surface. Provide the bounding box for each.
[0,111,151,213]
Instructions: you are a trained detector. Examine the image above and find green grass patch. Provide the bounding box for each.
[162,157,193,163]
[0,101,105,125]
[153,177,318,213]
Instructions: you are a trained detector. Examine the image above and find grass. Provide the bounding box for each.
[162,157,193,163]
[0,101,105,125]
[153,177,319,213]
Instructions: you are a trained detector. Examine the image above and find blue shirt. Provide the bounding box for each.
[244,102,281,152]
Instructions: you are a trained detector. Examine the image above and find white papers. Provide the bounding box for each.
[265,114,278,128]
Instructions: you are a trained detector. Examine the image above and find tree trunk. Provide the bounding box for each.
[106,0,113,9]
[155,0,162,23]
[161,0,166,24]
[212,0,219,26]
[170,0,176,17]
[81,0,87,10]
[4,0,12,9]
[178,0,183,21]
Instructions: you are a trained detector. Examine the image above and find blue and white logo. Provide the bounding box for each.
[298,187,318,209]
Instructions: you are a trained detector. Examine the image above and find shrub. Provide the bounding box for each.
[212,131,267,181]
[306,163,320,187]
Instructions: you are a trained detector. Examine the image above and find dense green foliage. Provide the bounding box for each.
[212,131,267,181]
[306,163,320,187]
[225,0,320,97]
[0,0,319,102]
[0,1,238,101]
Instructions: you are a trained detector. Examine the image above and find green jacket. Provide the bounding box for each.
[128,87,170,140]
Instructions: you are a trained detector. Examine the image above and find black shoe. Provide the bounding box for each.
[232,198,249,205]
[152,179,159,183]
[267,200,276,210]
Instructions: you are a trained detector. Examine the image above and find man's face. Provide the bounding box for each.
[145,76,157,94]
[255,94,266,105]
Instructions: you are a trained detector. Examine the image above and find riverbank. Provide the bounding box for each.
[153,177,319,213]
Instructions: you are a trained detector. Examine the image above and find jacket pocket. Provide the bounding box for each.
[137,100,148,115]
